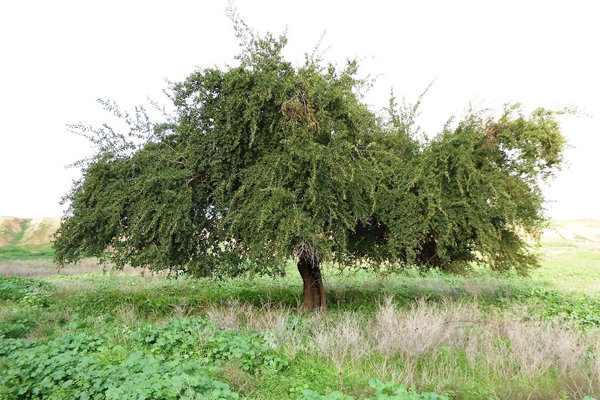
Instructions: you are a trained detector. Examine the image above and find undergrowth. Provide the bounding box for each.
[0,317,287,399]
[0,269,599,399]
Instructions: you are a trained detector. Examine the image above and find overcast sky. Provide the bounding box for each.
[1,0,598,219]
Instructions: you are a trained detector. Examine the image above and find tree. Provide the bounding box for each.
[54,21,566,311]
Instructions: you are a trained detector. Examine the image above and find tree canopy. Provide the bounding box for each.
[54,21,566,311]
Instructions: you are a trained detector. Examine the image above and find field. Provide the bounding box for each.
[0,221,599,399]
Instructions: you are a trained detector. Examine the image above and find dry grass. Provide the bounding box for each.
[217,360,258,395]
[115,304,138,325]
[203,297,600,399]
[0,259,107,276]
[45,269,167,303]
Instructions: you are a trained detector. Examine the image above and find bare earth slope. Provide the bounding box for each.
[543,219,600,243]
[0,217,26,246]
[18,218,61,248]
[0,217,60,249]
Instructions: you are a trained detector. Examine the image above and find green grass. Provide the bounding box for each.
[0,240,599,399]
[531,242,600,295]
[0,246,55,262]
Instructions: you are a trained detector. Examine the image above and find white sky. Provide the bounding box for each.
[1,0,599,219]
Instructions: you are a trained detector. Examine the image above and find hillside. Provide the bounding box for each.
[0,217,27,246]
[543,219,600,242]
[0,217,60,250]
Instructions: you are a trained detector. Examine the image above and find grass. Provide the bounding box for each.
[532,241,600,295]
[0,241,599,399]
[0,246,54,262]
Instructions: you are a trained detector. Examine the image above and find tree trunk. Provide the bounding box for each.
[297,254,326,312]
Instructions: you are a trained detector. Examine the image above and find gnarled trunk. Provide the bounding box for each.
[297,254,326,312]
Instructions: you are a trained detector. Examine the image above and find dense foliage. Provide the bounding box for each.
[54,19,567,302]
[0,318,286,399]
[0,315,458,400]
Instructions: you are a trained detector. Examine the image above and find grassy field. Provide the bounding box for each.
[0,238,599,399]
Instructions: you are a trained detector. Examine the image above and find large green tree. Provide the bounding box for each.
[54,23,566,311]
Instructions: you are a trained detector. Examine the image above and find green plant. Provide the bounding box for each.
[0,276,52,306]
[534,290,600,327]
[0,336,241,399]
[0,315,39,339]
[0,277,53,338]
[133,318,288,373]
[0,317,289,399]
[54,11,567,312]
